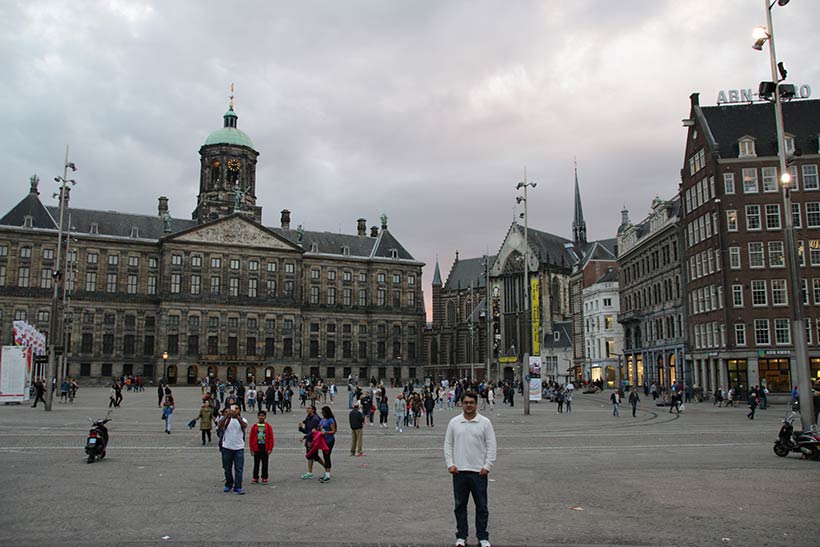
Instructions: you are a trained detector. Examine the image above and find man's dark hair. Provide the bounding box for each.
[461,391,479,403]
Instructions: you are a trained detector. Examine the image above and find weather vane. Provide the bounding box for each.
[229,82,234,109]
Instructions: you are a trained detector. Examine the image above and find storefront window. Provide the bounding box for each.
[669,354,677,386]
[627,355,635,386]
[636,355,644,386]
[728,359,748,398]
[811,358,820,387]
[758,358,790,393]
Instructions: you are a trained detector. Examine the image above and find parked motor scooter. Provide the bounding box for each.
[85,412,111,463]
[773,405,820,460]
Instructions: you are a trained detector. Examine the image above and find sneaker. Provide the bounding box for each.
[319,475,331,483]
[261,478,268,485]
[223,486,232,492]
[300,472,314,480]
[455,539,466,547]
[234,488,245,495]
[251,478,258,484]
[479,540,491,547]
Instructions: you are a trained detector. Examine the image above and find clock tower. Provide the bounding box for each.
[193,92,261,224]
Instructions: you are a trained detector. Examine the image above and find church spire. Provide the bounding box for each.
[572,159,587,248]
[432,255,442,286]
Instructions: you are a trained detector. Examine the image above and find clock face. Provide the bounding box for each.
[227,159,241,171]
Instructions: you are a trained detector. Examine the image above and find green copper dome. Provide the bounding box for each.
[203,106,255,149]
[203,127,255,148]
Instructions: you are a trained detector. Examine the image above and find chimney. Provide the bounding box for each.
[370,225,379,237]
[357,218,367,236]
[281,209,291,230]
[158,196,169,217]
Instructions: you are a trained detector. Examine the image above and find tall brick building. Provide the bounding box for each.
[680,93,820,395]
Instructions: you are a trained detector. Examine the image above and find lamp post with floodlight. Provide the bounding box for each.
[516,176,536,416]
[45,148,76,411]
[752,0,815,426]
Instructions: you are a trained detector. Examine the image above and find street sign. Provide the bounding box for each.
[499,356,517,363]
[34,355,49,364]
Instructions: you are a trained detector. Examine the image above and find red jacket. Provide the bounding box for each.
[248,422,274,454]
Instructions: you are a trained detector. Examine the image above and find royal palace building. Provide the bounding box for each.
[0,101,425,385]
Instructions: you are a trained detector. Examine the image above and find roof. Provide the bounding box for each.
[45,206,197,239]
[0,191,57,229]
[432,259,442,286]
[595,268,619,284]
[203,127,255,149]
[522,225,575,268]
[541,321,573,350]
[203,106,255,149]
[698,98,820,158]
[443,255,494,291]
[0,191,419,262]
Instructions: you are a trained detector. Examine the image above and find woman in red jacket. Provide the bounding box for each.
[249,410,274,484]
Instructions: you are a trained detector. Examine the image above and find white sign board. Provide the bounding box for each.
[0,346,31,403]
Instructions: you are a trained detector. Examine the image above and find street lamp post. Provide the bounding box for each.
[162,351,169,384]
[517,175,537,416]
[45,147,76,411]
[482,254,492,382]
[753,0,815,426]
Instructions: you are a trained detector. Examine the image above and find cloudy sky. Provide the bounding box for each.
[3,0,820,317]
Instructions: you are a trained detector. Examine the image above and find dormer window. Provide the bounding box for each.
[739,137,756,158]
[341,246,350,256]
[784,135,795,155]
[130,226,139,238]
[90,222,99,235]
[390,249,398,259]
[23,215,33,228]
[310,242,318,253]
[554,331,560,342]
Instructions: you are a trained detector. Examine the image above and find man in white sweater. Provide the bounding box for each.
[444,390,497,547]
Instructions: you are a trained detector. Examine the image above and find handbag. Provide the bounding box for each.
[187,418,197,429]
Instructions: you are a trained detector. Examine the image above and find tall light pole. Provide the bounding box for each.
[753,0,815,426]
[45,147,76,411]
[482,253,492,381]
[517,174,536,415]
[58,215,75,389]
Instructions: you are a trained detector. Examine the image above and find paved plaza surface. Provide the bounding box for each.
[0,386,817,547]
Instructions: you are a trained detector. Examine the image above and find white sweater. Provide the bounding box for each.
[444,413,497,472]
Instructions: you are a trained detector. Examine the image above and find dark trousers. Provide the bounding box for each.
[252,447,269,480]
[426,410,433,426]
[201,429,212,444]
[631,402,638,417]
[221,448,244,489]
[32,392,45,407]
[453,471,489,542]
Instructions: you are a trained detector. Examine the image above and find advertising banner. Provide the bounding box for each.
[530,277,540,355]
[528,355,541,401]
[0,345,32,402]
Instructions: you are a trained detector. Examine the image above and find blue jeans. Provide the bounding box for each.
[221,448,244,490]
[452,471,489,542]
[348,391,354,409]
[612,403,619,416]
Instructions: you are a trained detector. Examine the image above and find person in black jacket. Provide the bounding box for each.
[424,392,436,427]
[349,401,365,455]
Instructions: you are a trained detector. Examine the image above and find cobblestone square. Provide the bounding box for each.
[0,387,817,547]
